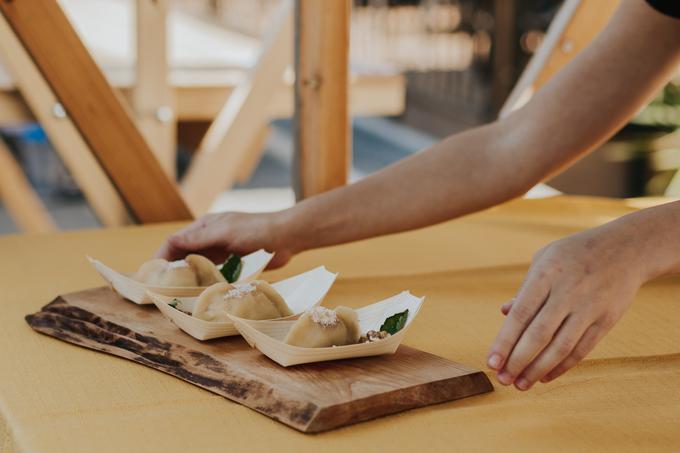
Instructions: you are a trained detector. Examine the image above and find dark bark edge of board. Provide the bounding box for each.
[25,295,494,433]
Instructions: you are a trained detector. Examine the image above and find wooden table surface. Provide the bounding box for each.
[2,196,680,452]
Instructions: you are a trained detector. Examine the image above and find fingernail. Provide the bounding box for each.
[515,378,531,391]
[487,353,502,370]
[496,371,513,385]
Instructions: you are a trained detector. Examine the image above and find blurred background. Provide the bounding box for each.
[1,0,680,234]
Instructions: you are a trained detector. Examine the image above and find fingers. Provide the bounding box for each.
[267,250,293,270]
[496,296,573,385]
[512,316,591,390]
[540,323,606,383]
[156,215,228,260]
[487,272,550,372]
[155,240,180,260]
[156,215,230,260]
[168,217,224,251]
[500,299,514,315]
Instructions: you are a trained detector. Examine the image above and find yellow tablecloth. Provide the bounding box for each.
[1,196,679,452]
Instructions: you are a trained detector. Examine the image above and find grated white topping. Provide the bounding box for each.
[167,260,189,269]
[223,283,256,299]
[308,306,339,327]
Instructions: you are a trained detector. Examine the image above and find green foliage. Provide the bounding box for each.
[220,254,243,283]
[380,309,409,335]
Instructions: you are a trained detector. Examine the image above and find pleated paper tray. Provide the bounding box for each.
[87,249,274,304]
[148,266,338,340]
[230,291,425,366]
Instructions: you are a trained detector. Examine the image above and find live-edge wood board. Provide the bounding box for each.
[26,287,493,433]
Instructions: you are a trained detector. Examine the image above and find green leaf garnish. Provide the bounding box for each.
[220,254,243,283]
[379,309,409,335]
[169,298,181,310]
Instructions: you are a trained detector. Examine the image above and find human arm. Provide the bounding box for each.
[483,0,680,389]
[159,0,680,268]
[488,198,680,390]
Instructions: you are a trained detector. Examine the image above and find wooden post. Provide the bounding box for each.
[500,0,621,118]
[0,13,131,227]
[293,0,351,200]
[181,1,294,215]
[0,139,56,233]
[133,0,176,178]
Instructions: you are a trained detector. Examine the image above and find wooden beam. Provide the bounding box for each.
[500,0,621,118]
[133,0,176,178]
[0,139,56,233]
[0,0,192,223]
[181,0,294,214]
[0,91,32,123]
[236,126,271,184]
[293,0,351,200]
[1,73,405,122]
[169,73,405,122]
[0,13,131,227]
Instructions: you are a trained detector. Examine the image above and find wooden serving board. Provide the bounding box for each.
[26,287,493,433]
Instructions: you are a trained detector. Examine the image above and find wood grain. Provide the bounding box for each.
[293,0,351,199]
[0,0,192,223]
[26,287,493,433]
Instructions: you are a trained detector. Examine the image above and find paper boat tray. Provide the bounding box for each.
[231,291,424,366]
[26,286,493,433]
[88,249,273,304]
[148,266,337,340]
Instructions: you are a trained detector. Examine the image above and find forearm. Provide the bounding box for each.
[279,0,680,255]
[591,200,680,282]
[282,117,534,252]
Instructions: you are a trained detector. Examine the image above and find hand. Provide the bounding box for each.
[486,225,648,390]
[156,211,296,269]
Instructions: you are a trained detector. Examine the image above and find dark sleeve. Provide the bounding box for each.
[646,0,680,19]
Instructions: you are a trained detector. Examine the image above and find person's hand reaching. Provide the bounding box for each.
[486,220,654,391]
[156,211,296,269]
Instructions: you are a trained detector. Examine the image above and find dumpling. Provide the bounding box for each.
[133,254,225,287]
[134,258,196,286]
[184,255,225,286]
[283,306,360,348]
[192,280,293,321]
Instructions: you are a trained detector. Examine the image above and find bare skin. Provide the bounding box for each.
[158,0,680,390]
